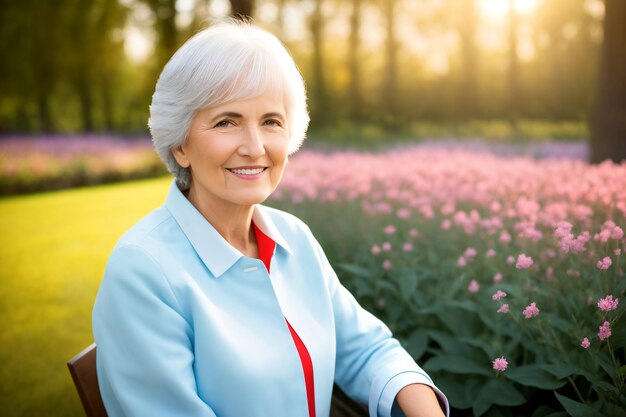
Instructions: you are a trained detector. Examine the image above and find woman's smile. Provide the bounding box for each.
[226,166,269,180]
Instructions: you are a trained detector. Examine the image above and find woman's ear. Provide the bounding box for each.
[172,146,191,168]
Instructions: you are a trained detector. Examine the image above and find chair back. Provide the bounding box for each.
[67,343,108,417]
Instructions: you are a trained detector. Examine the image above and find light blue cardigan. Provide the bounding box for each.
[93,181,448,417]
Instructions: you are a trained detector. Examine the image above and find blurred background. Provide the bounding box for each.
[0,0,624,163]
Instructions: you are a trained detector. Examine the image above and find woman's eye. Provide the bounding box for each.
[264,119,282,127]
[214,119,235,128]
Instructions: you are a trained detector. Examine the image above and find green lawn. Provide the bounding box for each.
[0,177,172,417]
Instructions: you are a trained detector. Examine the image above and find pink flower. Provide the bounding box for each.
[506,256,515,265]
[596,256,612,270]
[492,356,508,372]
[440,219,452,230]
[516,254,534,269]
[580,338,590,349]
[409,228,419,238]
[493,273,503,283]
[396,208,411,219]
[598,321,611,340]
[597,295,619,312]
[382,260,392,270]
[497,304,509,313]
[371,245,381,255]
[464,248,477,258]
[384,225,396,235]
[486,249,496,258]
[402,242,413,252]
[468,280,480,293]
[492,290,507,301]
[616,248,622,256]
[555,221,573,238]
[499,231,511,244]
[382,242,392,251]
[457,256,467,267]
[523,302,540,319]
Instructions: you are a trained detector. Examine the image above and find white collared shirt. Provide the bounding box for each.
[93,181,449,417]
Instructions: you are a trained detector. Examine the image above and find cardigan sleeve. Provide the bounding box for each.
[313,241,449,417]
[92,244,216,417]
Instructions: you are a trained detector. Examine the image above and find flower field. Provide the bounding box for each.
[0,135,166,195]
[268,147,626,416]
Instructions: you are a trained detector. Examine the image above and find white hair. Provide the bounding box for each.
[149,21,309,189]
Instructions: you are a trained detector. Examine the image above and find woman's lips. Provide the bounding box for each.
[226,166,268,179]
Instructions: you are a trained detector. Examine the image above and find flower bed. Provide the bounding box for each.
[269,147,626,416]
[0,135,167,195]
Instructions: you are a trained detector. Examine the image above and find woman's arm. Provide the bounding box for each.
[93,244,216,417]
[396,384,446,417]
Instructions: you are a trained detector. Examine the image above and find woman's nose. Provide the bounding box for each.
[238,126,266,158]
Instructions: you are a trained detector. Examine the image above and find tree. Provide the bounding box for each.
[458,0,479,118]
[380,0,399,126]
[229,0,255,18]
[347,0,364,121]
[507,0,521,125]
[590,0,626,163]
[309,0,330,125]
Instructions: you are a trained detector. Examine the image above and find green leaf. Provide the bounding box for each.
[620,365,626,376]
[434,376,473,409]
[505,365,567,389]
[405,329,428,360]
[554,392,605,417]
[336,263,372,279]
[541,313,574,333]
[540,364,579,379]
[531,405,560,417]
[397,268,418,302]
[423,354,491,376]
[428,330,468,356]
[473,379,525,417]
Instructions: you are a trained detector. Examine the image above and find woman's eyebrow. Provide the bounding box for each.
[210,111,242,123]
[263,112,286,120]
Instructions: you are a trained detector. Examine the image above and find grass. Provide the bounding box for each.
[0,176,172,417]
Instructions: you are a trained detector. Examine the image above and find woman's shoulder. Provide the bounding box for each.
[112,206,182,254]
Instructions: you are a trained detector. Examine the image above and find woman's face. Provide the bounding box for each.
[173,91,290,210]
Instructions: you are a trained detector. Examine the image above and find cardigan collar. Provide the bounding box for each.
[164,181,292,278]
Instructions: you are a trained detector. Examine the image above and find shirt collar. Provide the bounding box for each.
[164,181,292,278]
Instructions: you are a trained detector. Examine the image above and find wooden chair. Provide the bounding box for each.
[68,344,367,417]
[67,343,108,417]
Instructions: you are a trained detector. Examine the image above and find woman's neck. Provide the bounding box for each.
[184,188,259,259]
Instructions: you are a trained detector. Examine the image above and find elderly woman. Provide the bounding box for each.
[93,21,448,417]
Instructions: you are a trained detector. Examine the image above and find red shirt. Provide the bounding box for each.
[253,223,316,417]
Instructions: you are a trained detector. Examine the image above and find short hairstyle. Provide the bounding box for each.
[149,21,309,189]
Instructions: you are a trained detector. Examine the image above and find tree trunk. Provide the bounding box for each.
[381,0,398,126]
[508,0,520,126]
[459,0,479,119]
[37,92,53,133]
[590,0,626,163]
[101,77,114,131]
[310,0,329,125]
[229,0,254,19]
[348,0,363,121]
